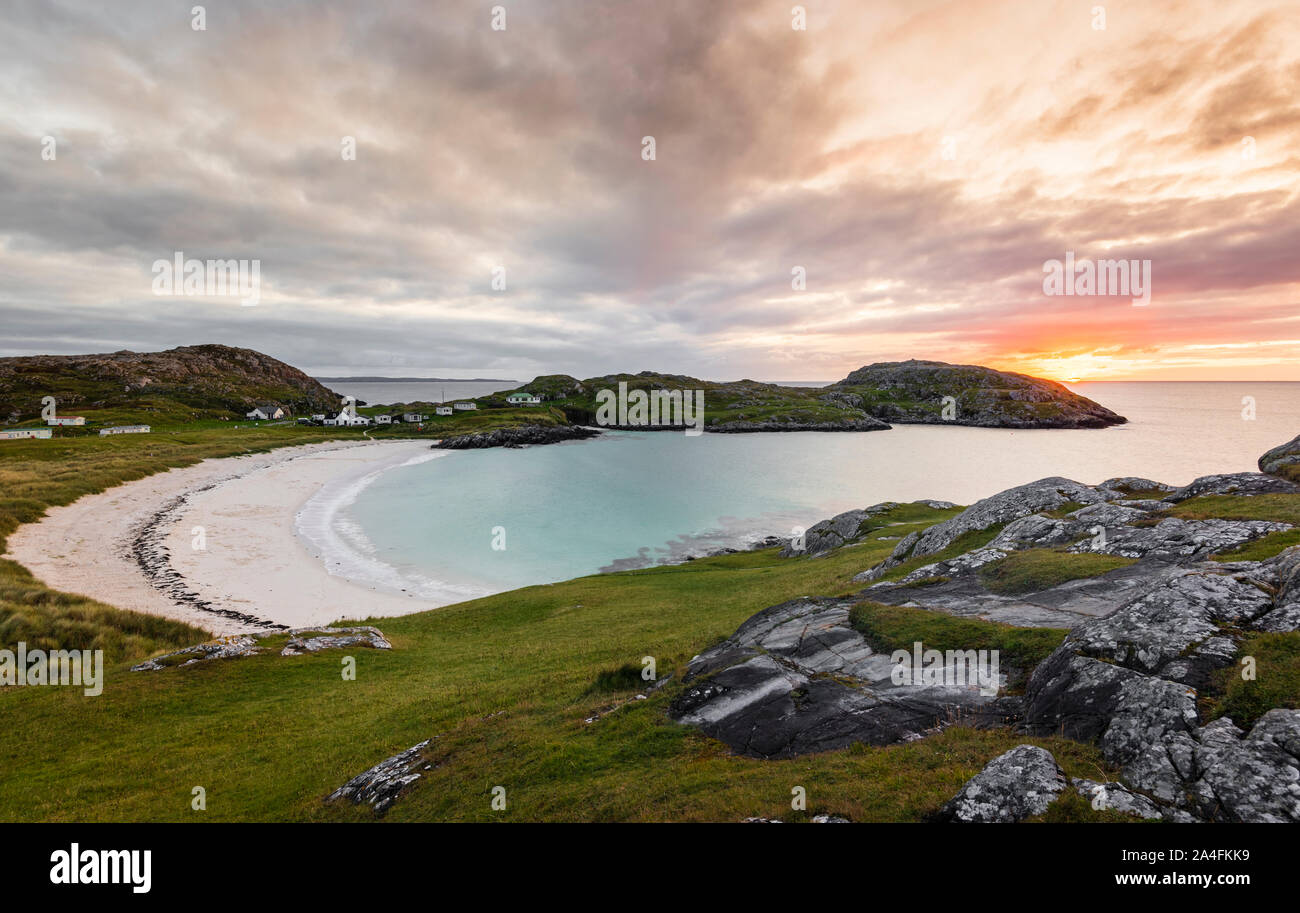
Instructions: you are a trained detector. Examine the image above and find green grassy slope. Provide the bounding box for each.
[0,502,1121,823]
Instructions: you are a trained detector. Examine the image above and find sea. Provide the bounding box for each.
[296,382,1300,605]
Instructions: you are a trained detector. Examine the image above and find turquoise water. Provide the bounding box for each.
[316,382,1300,602]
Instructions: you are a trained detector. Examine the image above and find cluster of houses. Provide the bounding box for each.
[276,401,485,426]
[4,389,543,442]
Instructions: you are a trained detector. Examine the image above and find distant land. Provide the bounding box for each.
[0,346,1125,432]
[314,376,520,383]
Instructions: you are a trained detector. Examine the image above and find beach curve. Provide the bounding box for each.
[5,439,459,636]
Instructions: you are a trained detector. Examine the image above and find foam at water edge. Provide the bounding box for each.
[294,448,494,605]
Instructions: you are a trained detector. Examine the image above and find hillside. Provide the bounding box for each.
[830,360,1125,428]
[497,360,1126,431]
[0,344,341,425]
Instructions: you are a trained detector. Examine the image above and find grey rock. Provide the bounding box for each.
[668,597,1015,758]
[1099,477,1175,497]
[434,424,601,449]
[936,745,1069,822]
[1055,570,1272,678]
[130,635,260,671]
[281,625,393,656]
[894,477,1107,564]
[1188,711,1300,822]
[1163,472,1299,503]
[1067,517,1290,560]
[1073,779,1165,819]
[781,503,898,557]
[1259,433,1300,480]
[326,739,433,815]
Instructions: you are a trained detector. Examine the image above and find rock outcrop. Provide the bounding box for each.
[326,739,434,815]
[671,436,1300,822]
[831,360,1127,428]
[1260,433,1300,483]
[668,597,1017,759]
[131,626,391,671]
[433,424,601,449]
[781,500,957,558]
[935,745,1069,822]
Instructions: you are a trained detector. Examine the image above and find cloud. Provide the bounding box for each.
[0,0,1297,381]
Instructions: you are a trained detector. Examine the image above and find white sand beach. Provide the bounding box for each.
[5,440,447,636]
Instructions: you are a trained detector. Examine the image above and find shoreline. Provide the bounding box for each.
[6,440,449,636]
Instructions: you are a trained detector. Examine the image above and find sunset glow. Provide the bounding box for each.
[1,1,1297,380]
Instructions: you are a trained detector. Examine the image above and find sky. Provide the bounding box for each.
[1,0,1298,382]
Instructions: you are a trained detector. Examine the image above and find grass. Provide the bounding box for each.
[1211,528,1300,563]
[977,548,1137,595]
[0,560,206,664]
[0,488,1125,822]
[1159,493,1300,525]
[1027,790,1156,823]
[1205,632,1300,730]
[848,600,1066,691]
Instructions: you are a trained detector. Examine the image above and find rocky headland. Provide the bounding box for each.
[669,437,1300,822]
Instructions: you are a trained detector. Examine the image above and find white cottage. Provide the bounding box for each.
[245,404,285,421]
[453,402,477,411]
[505,393,541,406]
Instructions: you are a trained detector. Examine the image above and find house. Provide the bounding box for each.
[99,425,150,436]
[311,414,326,422]
[0,428,52,440]
[505,393,541,406]
[325,412,371,427]
[245,404,285,421]
[374,414,394,425]
[435,406,453,416]
[453,402,477,411]
[46,416,86,426]
[402,412,426,423]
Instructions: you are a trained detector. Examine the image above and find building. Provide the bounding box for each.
[435,406,453,416]
[324,412,371,427]
[402,412,426,422]
[0,428,52,440]
[99,425,150,436]
[374,414,394,425]
[505,393,541,406]
[453,402,477,411]
[245,404,285,421]
[47,416,86,426]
